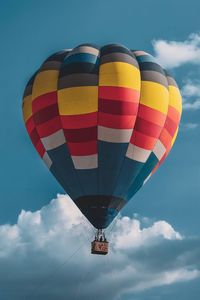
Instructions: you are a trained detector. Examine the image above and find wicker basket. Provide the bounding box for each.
[91,241,109,255]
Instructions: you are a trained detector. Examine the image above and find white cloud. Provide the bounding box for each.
[0,194,199,300]
[181,80,200,111]
[152,33,200,114]
[183,101,200,110]
[182,81,200,98]
[180,123,199,130]
[112,218,181,250]
[153,33,200,68]
[132,269,199,292]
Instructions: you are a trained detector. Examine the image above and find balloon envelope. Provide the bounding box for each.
[22,44,182,229]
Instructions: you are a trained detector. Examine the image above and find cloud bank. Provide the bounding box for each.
[180,123,199,131]
[181,80,200,111]
[0,194,200,300]
[152,33,200,117]
[153,33,200,68]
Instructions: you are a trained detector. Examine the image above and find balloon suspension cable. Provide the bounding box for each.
[91,229,109,255]
[95,229,107,242]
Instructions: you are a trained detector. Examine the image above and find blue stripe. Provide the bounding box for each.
[76,169,98,195]
[64,53,99,65]
[114,157,144,199]
[48,144,82,199]
[136,55,157,63]
[125,152,159,200]
[98,141,128,195]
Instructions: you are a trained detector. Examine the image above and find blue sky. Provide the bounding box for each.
[0,0,200,299]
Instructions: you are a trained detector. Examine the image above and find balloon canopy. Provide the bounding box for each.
[22,44,182,229]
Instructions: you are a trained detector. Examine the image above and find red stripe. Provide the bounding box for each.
[167,106,181,124]
[67,141,97,155]
[25,116,35,135]
[130,130,157,150]
[165,117,178,137]
[154,150,168,171]
[32,92,57,113]
[99,99,138,115]
[33,103,59,125]
[160,144,171,165]
[99,86,140,102]
[152,164,159,174]
[64,126,97,142]
[35,140,46,157]
[61,112,97,129]
[154,142,173,171]
[134,117,162,138]
[30,128,40,146]
[159,128,172,149]
[159,155,166,166]
[36,116,62,137]
[29,127,45,156]
[98,112,136,129]
[138,104,166,127]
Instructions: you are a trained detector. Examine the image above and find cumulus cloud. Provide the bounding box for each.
[183,101,200,110]
[153,33,200,68]
[180,123,199,130]
[152,33,200,114]
[181,80,200,111]
[0,194,200,300]
[182,81,200,98]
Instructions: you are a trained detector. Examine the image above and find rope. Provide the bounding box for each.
[106,210,121,240]
[24,229,94,300]
[23,205,120,300]
[73,262,91,300]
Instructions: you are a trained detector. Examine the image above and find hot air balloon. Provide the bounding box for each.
[22,44,182,255]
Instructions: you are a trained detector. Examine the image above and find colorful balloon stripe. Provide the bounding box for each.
[22,43,182,229]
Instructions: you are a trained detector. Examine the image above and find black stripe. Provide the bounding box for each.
[100,52,139,68]
[100,44,134,57]
[75,195,126,229]
[58,73,98,89]
[75,195,125,212]
[40,61,61,71]
[44,51,69,62]
[23,72,37,97]
[141,70,168,88]
[139,62,165,75]
[59,62,99,77]
[164,70,178,87]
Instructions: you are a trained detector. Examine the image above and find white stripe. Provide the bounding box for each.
[133,50,148,56]
[72,154,98,169]
[126,144,151,163]
[41,129,65,151]
[98,126,132,143]
[143,173,151,185]
[67,46,99,57]
[42,152,52,169]
[153,140,166,160]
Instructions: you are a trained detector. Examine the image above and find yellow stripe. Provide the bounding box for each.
[58,86,98,115]
[169,86,182,114]
[139,81,169,114]
[99,62,140,90]
[32,70,59,99]
[23,95,32,122]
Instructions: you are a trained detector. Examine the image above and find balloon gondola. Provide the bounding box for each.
[22,43,182,255]
[91,229,108,255]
